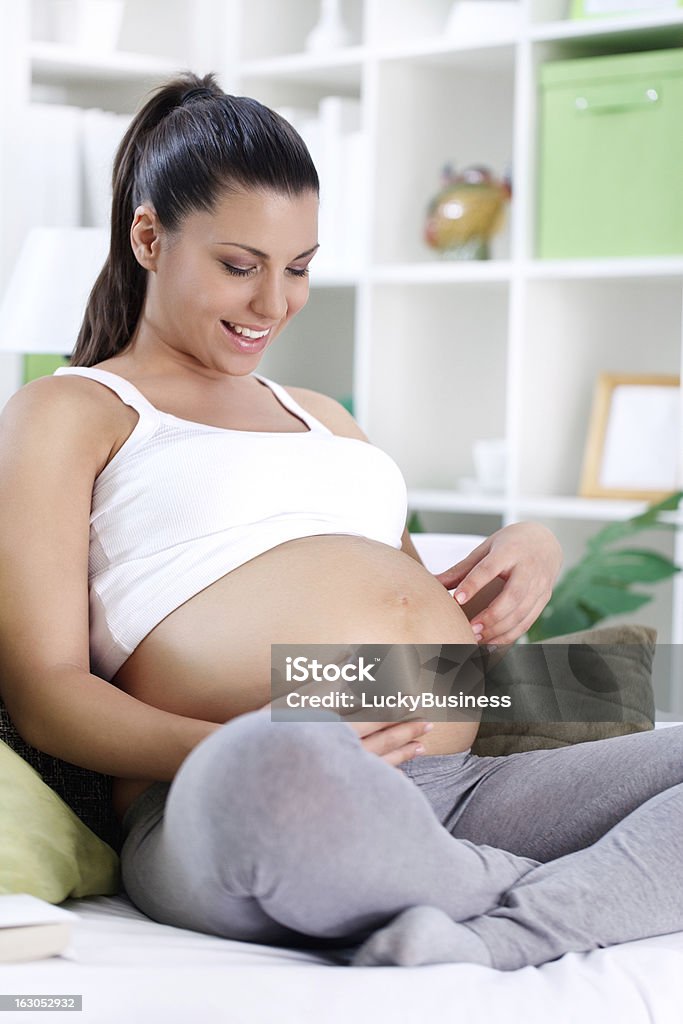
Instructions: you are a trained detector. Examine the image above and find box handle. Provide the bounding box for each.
[574,85,660,113]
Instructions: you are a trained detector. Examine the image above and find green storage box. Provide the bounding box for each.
[537,48,683,258]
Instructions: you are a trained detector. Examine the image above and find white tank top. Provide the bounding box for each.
[53,366,408,681]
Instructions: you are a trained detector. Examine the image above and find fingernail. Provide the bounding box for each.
[414,745,425,754]
[472,623,483,635]
[455,591,467,604]
[422,722,434,732]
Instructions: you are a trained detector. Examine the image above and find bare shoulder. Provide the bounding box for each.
[0,373,127,471]
[3,372,112,423]
[283,386,369,441]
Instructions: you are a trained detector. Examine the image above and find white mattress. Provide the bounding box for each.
[2,890,683,1024]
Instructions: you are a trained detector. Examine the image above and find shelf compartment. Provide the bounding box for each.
[372,58,514,265]
[365,0,517,59]
[516,277,683,498]
[365,282,509,491]
[237,0,364,62]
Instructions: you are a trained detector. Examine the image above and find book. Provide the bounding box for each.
[317,96,362,273]
[0,894,78,963]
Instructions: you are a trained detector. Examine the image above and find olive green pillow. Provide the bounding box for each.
[471,624,656,757]
[0,740,120,904]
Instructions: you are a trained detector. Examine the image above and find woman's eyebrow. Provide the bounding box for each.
[216,242,320,260]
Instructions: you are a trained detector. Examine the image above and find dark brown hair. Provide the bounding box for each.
[71,71,319,367]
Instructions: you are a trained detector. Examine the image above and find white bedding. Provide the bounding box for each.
[3,891,683,1024]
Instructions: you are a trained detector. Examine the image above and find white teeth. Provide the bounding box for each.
[228,322,269,339]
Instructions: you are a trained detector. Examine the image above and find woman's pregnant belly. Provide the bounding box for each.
[111,535,481,820]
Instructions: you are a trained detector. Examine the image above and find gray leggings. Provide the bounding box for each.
[119,709,683,969]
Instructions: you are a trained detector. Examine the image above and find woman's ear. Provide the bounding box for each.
[130,205,161,270]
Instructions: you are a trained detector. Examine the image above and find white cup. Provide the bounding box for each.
[472,438,507,493]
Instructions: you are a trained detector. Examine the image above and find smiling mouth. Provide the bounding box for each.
[224,321,271,339]
[220,320,272,349]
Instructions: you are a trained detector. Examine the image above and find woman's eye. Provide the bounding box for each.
[221,264,256,278]
[220,263,310,279]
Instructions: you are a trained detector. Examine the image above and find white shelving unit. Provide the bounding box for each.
[223,0,683,714]
[0,0,681,710]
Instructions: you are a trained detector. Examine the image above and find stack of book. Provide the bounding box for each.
[0,894,78,962]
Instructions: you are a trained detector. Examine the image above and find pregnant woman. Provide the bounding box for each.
[1,72,683,971]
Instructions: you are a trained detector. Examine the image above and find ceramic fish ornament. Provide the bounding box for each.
[424,164,512,259]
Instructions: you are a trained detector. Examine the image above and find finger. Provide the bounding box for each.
[348,717,428,740]
[460,576,506,623]
[434,540,491,590]
[452,555,507,607]
[469,571,534,634]
[434,558,474,590]
[359,719,432,756]
[347,719,409,740]
[483,594,550,646]
[383,741,428,769]
[475,581,550,640]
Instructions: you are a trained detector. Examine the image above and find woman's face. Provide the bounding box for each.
[132,187,319,377]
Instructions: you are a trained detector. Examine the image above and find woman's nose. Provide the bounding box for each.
[250,273,287,322]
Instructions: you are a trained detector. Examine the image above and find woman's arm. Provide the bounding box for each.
[0,377,221,780]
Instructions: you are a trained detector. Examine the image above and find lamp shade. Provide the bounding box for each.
[0,227,109,354]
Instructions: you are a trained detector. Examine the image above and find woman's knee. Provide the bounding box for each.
[173,705,360,797]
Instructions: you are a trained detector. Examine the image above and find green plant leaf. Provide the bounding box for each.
[527,603,596,643]
[587,490,683,552]
[583,549,680,584]
[527,492,683,641]
[579,583,652,617]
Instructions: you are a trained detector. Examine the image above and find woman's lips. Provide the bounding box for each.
[220,320,271,353]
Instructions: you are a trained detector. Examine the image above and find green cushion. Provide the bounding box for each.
[0,739,120,904]
[471,624,656,757]
[0,698,122,852]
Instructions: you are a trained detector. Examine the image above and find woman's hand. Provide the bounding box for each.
[260,700,433,768]
[347,719,435,768]
[434,522,563,646]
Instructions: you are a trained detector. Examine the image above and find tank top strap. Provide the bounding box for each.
[53,366,161,425]
[252,372,332,434]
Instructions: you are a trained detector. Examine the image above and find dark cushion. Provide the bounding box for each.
[471,624,656,757]
[0,699,123,854]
